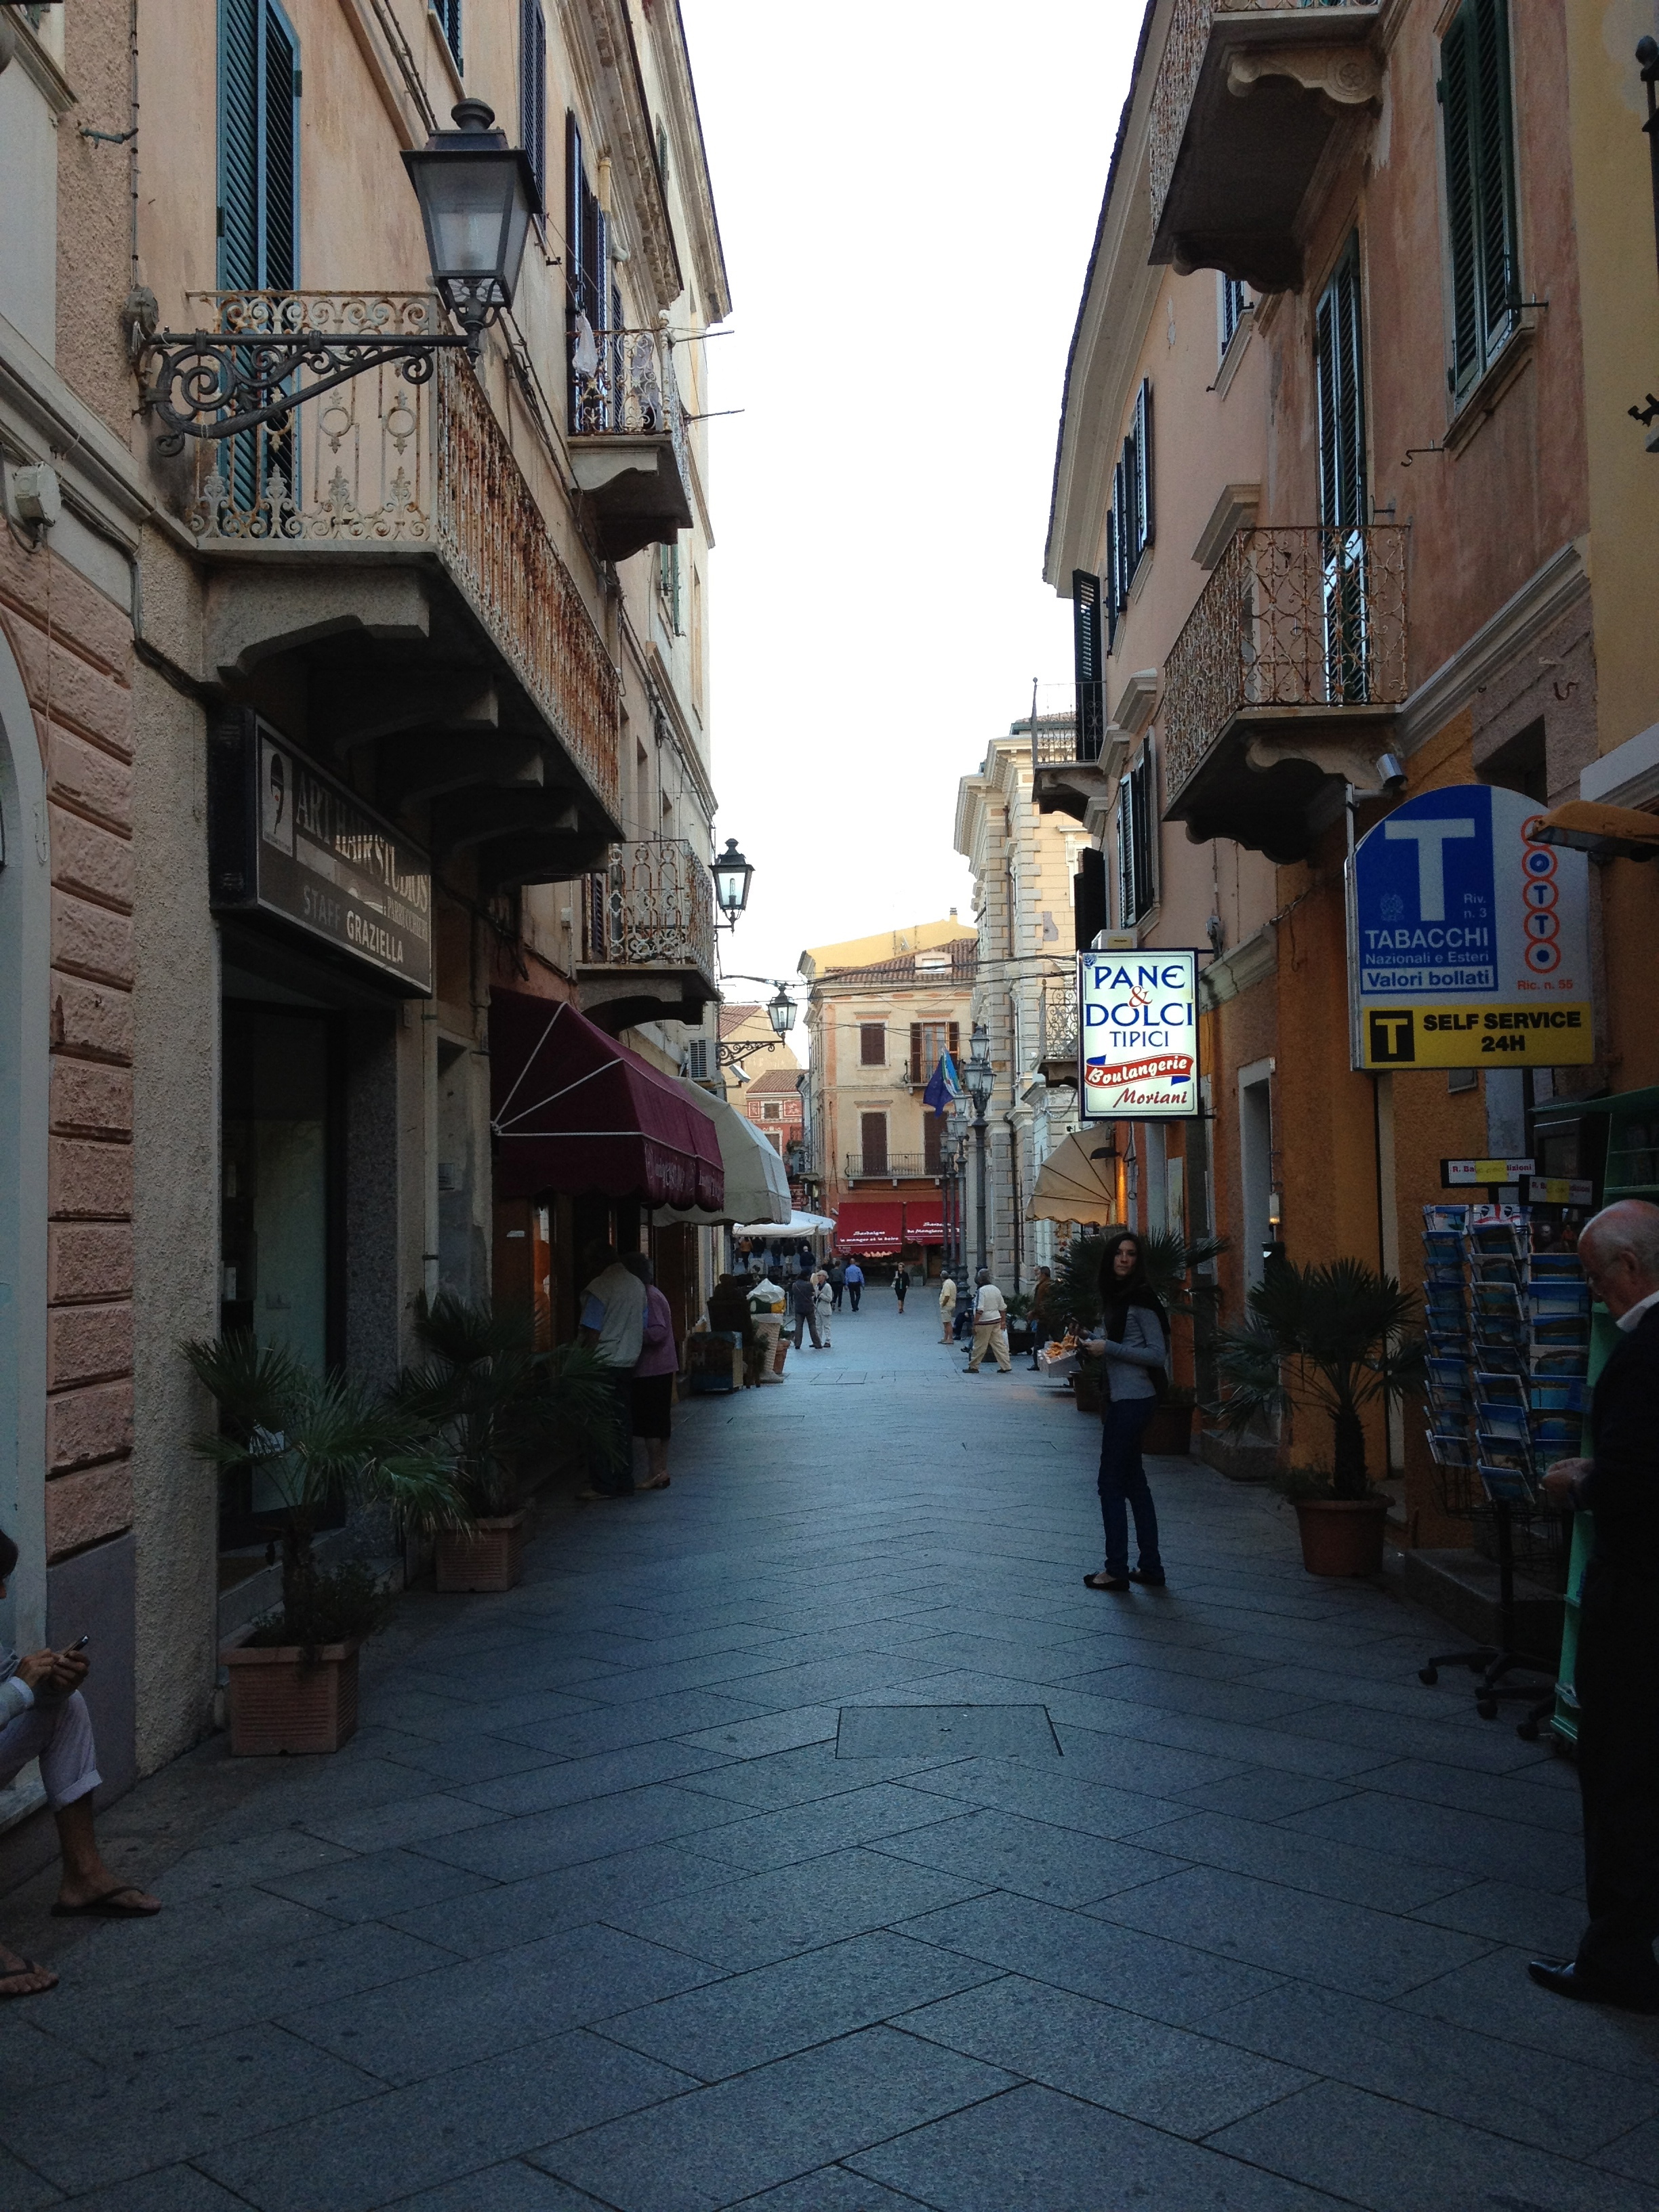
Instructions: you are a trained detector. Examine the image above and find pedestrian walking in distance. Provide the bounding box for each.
[790,1269,825,1351]
[1028,1265,1055,1370]
[1083,1231,1168,1592]
[1535,1200,1659,2013]
[965,1267,1012,1373]
[828,1259,845,1312]
[939,1271,959,1343]
[813,1265,834,1349]
[843,1261,864,1311]
[893,1264,910,1314]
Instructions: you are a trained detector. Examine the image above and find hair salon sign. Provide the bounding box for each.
[1078,950,1200,1120]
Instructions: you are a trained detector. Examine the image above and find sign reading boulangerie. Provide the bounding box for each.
[209,710,432,994]
[1078,949,1200,1120]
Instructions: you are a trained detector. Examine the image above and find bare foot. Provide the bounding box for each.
[0,1944,58,1999]
[55,1877,160,1916]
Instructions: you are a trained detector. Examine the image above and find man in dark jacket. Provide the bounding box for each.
[1535,1200,1659,2013]
[790,1270,824,1350]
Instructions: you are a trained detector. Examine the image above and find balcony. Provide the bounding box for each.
[1030,715,1130,826]
[1162,525,1408,863]
[1037,981,1080,1084]
[567,322,693,562]
[178,291,621,886]
[1151,0,1385,293]
[577,838,718,1033]
[843,1154,937,1183]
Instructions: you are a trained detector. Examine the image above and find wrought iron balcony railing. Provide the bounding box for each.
[567,321,693,560]
[1162,525,1408,808]
[582,838,716,979]
[182,291,621,819]
[844,1154,935,1181]
[1040,981,1079,1067]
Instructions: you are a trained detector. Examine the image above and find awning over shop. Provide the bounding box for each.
[835,1199,905,1255]
[903,1198,944,1244]
[1026,1128,1123,1226]
[732,1211,836,1238]
[489,988,723,1209]
[654,1081,792,1227]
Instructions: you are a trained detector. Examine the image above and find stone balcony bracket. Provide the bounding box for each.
[567,322,694,562]
[575,836,718,1034]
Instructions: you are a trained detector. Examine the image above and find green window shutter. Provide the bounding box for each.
[1316,237,1366,529]
[1441,0,1518,398]
[219,0,260,291]
[263,3,298,291]
[1473,0,1517,352]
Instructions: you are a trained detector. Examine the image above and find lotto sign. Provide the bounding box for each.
[1078,950,1200,1120]
[1349,785,1593,1070]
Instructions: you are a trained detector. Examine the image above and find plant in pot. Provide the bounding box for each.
[1135,1230,1228,1452]
[394,1294,626,1591]
[1209,1256,1425,1576]
[186,1334,462,1753]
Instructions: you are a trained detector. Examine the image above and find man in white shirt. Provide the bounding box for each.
[966,1268,1012,1374]
[577,1244,648,1498]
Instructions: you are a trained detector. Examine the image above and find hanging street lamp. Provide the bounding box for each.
[964,1020,995,1277]
[766,985,796,1037]
[712,839,755,929]
[403,100,542,348]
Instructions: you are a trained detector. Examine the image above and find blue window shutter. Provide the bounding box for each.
[521,1,547,204]
[218,0,260,290]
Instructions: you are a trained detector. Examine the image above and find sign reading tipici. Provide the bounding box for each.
[1078,949,1200,1120]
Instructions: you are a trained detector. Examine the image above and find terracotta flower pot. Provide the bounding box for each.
[1073,1369,1103,1415]
[1293,1497,1389,1578]
[435,1511,527,1594]
[1143,1403,1194,1456]
[222,1638,361,1756]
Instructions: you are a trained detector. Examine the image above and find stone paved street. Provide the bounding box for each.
[3,1302,1658,2211]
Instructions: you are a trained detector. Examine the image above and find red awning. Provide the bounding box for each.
[489,989,723,1210]
[835,1200,904,1255]
[903,1198,944,1245]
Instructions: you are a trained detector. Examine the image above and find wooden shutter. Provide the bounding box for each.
[262,3,298,289]
[1072,571,1105,762]
[1135,381,1155,553]
[948,1020,960,1060]
[1473,0,1517,356]
[1132,743,1157,919]
[1316,239,1366,529]
[924,1113,943,1173]
[860,1113,888,1174]
[1075,850,1106,952]
[909,1023,923,1084]
[520,1,547,204]
[860,1022,885,1067]
[1441,0,1517,398]
[219,0,261,291]
[1116,781,1135,930]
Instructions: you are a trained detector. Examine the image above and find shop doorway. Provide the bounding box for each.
[1239,1061,1274,1292]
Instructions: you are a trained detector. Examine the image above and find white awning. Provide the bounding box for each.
[731,1211,835,1239]
[1025,1128,1123,1226]
[653,1082,793,1227]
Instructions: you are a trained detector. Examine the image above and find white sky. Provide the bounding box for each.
[679,0,1139,1000]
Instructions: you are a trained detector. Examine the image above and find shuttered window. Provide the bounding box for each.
[1072,571,1105,762]
[431,0,462,67]
[1103,379,1155,640]
[1440,0,1519,401]
[1219,276,1250,360]
[566,112,609,428]
[1316,237,1366,530]
[859,1023,886,1067]
[1075,848,1107,952]
[860,1114,888,1175]
[520,1,547,205]
[218,0,299,506]
[1117,741,1158,928]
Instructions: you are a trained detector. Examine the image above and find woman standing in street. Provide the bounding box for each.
[624,1254,676,1490]
[1083,1232,1168,1593]
[893,1264,910,1314]
[939,1271,958,1343]
[813,1265,835,1349]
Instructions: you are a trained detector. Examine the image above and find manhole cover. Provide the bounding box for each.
[836,1704,1061,1759]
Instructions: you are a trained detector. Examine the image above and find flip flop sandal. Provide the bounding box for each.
[51,1887,160,1919]
[0,1959,58,1999]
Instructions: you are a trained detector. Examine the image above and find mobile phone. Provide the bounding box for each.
[66,1635,89,1652]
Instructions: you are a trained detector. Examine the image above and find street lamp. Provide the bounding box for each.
[964,1020,994,1277]
[403,101,542,349]
[712,840,754,928]
[939,1130,962,1279]
[766,985,796,1038]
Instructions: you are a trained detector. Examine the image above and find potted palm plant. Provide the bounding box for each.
[1210,1256,1425,1576]
[186,1336,461,1754]
[394,1295,625,1592]
[1136,1229,1228,1454]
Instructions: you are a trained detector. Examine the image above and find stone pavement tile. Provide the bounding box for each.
[1044,1725,1246,1796]
[1397,1947,1659,2079]
[1169,1767,1357,1822]
[258,1846,500,1925]
[1213,1980,1659,2156]
[901,1755,1202,1839]
[35,1885,342,1996]
[386,1842,740,1959]
[606,1847,995,1971]
[295,1791,506,1856]
[676,1706,842,1759]
[26,1922,449,2069]
[1267,1700,1559,1778]
[456,1740,734,1816]
[283,1923,718,2085]
[1133,1809,1471,1912]
[43,2168,249,2211]
[1055,1664,1326,1730]
[0,2023,378,2196]
[898,1889,1285,2029]
[720,1655,947,1711]
[1410,1876,1589,1955]
[405,1783,741,1883]
[485,1692,775,1761]
[727,2167,935,2209]
[0,2148,58,2212]
[1047,1696,1389,1780]
[1597,2123,1659,2186]
[600,1929,998,2080]
[869,1806,1182,1910]
[0,2015,101,2097]
[360,1687,542,1740]
[686,1783,965,1872]
[382,2165,613,2211]
[846,2080,1344,2211]
[371,1732,571,1787]
[1206,2078,1659,2212]
[672,1740,964,1813]
[900,1972,1311,2137]
[1282,1788,1584,1892]
[199,2029,695,2212]
[1088,1864,1493,1999]
[1349,1757,1584,1835]
[149,1830,359,1902]
[537,2025,1016,2212]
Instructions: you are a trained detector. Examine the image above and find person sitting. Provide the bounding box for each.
[1,1524,160,2001]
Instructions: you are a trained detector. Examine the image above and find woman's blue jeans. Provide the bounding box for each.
[1098,1398,1163,1578]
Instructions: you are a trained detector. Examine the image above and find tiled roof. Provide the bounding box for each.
[821,939,977,987]
[718,1003,763,1038]
[747,1069,803,1094]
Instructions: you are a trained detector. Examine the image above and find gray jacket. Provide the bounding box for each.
[0,1652,35,1727]
[1091,1303,1166,1401]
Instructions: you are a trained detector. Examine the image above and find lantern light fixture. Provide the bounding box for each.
[712,838,754,928]
[766,986,796,1038]
[402,101,541,347]
[964,1020,995,1113]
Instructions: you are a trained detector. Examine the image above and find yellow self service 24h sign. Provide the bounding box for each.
[1349,784,1593,1070]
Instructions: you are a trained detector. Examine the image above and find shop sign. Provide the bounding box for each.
[1349,785,1593,1070]
[209,710,432,994]
[1441,1157,1536,1188]
[1078,949,1200,1120]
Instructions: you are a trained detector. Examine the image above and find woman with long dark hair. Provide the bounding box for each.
[1083,1231,1169,1593]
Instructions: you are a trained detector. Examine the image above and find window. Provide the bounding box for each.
[519,1,546,205]
[1074,847,1107,952]
[1440,0,1519,401]
[657,539,682,633]
[763,1101,781,1120]
[691,565,704,712]
[219,0,300,504]
[1072,571,1105,762]
[1219,275,1250,361]
[859,1113,888,1175]
[924,1113,943,1174]
[1316,236,1372,705]
[430,0,462,66]
[1104,379,1155,648]
[686,1039,709,1079]
[1117,741,1158,928]
[911,1021,956,1083]
[566,113,607,426]
[859,1023,886,1067]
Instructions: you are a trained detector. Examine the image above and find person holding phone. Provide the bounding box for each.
[1,1525,159,2001]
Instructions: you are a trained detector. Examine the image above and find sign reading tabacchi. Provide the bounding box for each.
[1349,784,1593,1071]
[1078,950,1200,1120]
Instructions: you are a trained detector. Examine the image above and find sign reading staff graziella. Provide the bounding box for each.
[1350,783,1591,1071]
[1078,949,1200,1120]
[208,709,433,995]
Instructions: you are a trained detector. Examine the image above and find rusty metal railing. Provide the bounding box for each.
[583,838,716,978]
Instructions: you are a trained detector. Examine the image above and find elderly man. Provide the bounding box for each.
[1534,1199,1659,2013]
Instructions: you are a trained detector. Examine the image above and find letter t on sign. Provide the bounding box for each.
[1382,818,1476,921]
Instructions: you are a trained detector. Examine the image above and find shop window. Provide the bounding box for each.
[1440,0,1519,403]
[1117,741,1158,928]
[859,1022,886,1067]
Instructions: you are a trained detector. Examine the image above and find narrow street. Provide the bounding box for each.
[1,1303,1652,2212]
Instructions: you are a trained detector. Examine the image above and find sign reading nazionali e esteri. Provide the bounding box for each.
[1078,950,1200,1120]
[1349,784,1593,1071]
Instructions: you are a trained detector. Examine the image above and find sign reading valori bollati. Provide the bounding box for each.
[208,709,433,995]
[1349,784,1592,1071]
[1078,950,1200,1120]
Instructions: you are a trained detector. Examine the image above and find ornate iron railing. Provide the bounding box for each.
[182,291,621,818]
[582,838,715,979]
[569,321,689,476]
[1040,980,1079,1065]
[1151,0,1382,229]
[1162,525,1409,804]
[844,1153,933,1181]
[1029,716,1084,769]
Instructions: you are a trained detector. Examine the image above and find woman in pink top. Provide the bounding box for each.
[624,1254,676,1491]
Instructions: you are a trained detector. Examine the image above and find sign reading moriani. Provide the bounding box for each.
[1078,949,1200,1120]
